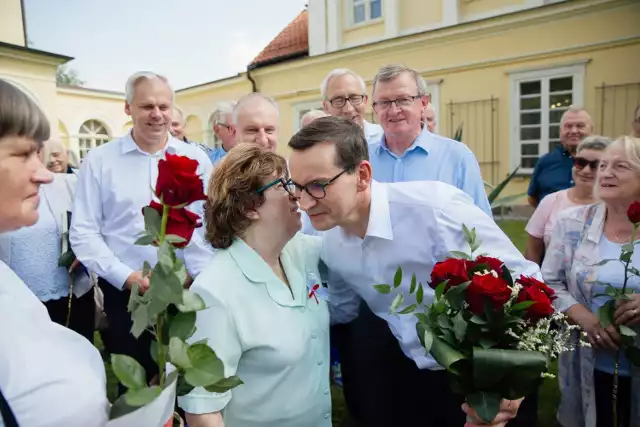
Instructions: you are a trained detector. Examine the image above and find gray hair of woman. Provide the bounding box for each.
[577,135,612,153]
[593,135,640,200]
[0,80,50,144]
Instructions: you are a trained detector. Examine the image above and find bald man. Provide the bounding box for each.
[231,93,280,152]
[423,103,436,133]
[43,140,75,173]
[301,109,328,128]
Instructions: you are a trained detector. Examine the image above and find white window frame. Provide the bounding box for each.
[348,0,383,27]
[292,100,325,133]
[509,64,585,174]
[77,120,110,160]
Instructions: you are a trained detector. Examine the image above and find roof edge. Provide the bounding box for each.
[0,41,73,62]
[249,49,309,70]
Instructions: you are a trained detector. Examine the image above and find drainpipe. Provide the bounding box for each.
[246,64,257,93]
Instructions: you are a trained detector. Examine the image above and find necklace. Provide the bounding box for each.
[611,229,632,243]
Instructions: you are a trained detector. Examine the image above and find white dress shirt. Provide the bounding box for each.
[0,261,109,427]
[321,180,541,369]
[70,132,214,289]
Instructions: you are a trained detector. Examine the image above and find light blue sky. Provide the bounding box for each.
[24,0,308,91]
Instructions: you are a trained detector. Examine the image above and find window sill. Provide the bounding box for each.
[344,17,384,32]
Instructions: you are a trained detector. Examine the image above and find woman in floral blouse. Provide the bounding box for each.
[542,135,640,427]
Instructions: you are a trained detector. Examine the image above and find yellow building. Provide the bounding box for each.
[2,0,638,198]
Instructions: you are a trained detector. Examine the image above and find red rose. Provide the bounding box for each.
[155,153,207,207]
[515,275,556,321]
[430,258,470,290]
[516,275,556,300]
[475,256,504,274]
[627,201,640,224]
[466,273,512,315]
[145,201,202,248]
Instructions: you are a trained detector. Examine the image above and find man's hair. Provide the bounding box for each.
[301,109,328,126]
[204,143,288,249]
[560,105,592,128]
[124,71,174,104]
[288,116,369,172]
[0,79,50,144]
[173,105,185,124]
[232,93,279,126]
[320,69,367,99]
[211,101,236,126]
[372,64,427,97]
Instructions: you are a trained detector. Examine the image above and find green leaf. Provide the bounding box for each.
[479,336,498,349]
[204,376,244,393]
[398,304,417,314]
[619,325,637,337]
[466,392,502,424]
[591,259,614,267]
[444,281,471,311]
[598,301,614,329]
[430,335,466,375]
[127,284,140,313]
[393,266,403,288]
[487,166,520,205]
[463,224,473,245]
[437,313,452,329]
[409,274,417,294]
[157,242,176,274]
[57,251,75,269]
[184,343,225,387]
[176,290,207,312]
[169,336,192,369]
[390,293,404,314]
[123,386,161,407]
[416,283,424,305]
[416,322,434,353]
[143,205,162,238]
[147,262,184,306]
[374,284,391,294]
[111,354,147,390]
[165,234,187,245]
[150,340,159,365]
[510,300,535,313]
[450,251,472,260]
[142,261,152,278]
[131,304,151,338]
[176,374,195,397]
[452,311,467,342]
[434,282,446,300]
[169,311,197,341]
[469,314,488,325]
[134,234,156,246]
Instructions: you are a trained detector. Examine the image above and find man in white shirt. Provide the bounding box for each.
[320,68,383,144]
[288,116,538,427]
[70,72,214,394]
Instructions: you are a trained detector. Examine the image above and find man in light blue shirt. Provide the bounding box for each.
[207,101,237,165]
[288,117,535,427]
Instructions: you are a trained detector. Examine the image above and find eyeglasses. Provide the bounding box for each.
[256,177,295,196]
[573,157,600,170]
[372,95,422,112]
[328,95,365,109]
[216,122,231,130]
[290,169,349,200]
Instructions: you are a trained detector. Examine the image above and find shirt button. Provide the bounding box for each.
[324,413,330,419]
[324,389,330,395]
[311,333,317,339]
[317,360,323,366]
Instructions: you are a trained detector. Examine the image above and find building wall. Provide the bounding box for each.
[460,0,528,21]
[0,0,26,46]
[399,0,443,32]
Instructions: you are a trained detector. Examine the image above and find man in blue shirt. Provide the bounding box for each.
[207,101,237,165]
[527,106,592,206]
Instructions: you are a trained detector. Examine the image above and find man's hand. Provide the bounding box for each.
[462,398,523,426]
[125,271,150,293]
[527,196,537,207]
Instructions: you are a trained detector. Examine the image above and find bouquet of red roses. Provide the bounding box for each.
[376,225,583,423]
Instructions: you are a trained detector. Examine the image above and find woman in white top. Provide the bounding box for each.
[525,135,611,265]
[0,79,108,426]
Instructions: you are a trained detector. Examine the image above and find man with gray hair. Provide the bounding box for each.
[208,100,237,164]
[70,72,214,395]
[301,109,328,128]
[321,68,383,143]
[171,105,214,161]
[527,106,593,207]
[230,92,279,153]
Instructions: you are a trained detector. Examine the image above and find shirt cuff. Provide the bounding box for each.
[553,294,580,314]
[177,389,231,415]
[105,263,135,291]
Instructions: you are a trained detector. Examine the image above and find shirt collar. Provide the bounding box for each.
[364,180,394,240]
[586,202,607,243]
[377,125,431,157]
[555,144,573,158]
[121,130,181,156]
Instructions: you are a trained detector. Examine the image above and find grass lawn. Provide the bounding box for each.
[100,220,562,427]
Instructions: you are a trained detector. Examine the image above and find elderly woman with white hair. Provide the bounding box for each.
[0,78,108,426]
[542,135,640,427]
[42,139,77,173]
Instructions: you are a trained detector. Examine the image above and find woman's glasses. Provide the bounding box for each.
[256,178,295,196]
[573,157,600,171]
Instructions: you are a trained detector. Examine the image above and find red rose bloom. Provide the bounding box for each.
[145,201,202,248]
[627,201,640,224]
[155,153,207,206]
[466,273,512,315]
[515,275,556,321]
[516,275,556,300]
[430,258,470,290]
[475,256,504,274]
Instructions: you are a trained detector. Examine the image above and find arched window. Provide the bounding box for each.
[78,120,110,159]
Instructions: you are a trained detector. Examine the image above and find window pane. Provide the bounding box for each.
[521,157,538,169]
[520,97,541,110]
[520,81,541,96]
[520,112,541,126]
[520,127,541,140]
[354,4,365,23]
[522,144,539,155]
[549,125,560,139]
[370,0,382,19]
[550,76,573,93]
[549,108,565,124]
[549,93,572,109]
[549,140,561,153]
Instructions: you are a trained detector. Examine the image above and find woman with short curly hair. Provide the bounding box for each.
[179,143,331,427]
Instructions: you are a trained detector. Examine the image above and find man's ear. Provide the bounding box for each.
[356,161,373,193]
[125,102,132,116]
[230,124,238,141]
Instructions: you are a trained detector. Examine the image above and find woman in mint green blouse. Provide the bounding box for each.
[178,144,331,427]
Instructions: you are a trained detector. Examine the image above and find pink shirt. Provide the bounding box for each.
[525,189,580,247]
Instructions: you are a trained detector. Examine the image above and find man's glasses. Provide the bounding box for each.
[216,122,231,130]
[256,177,295,196]
[573,157,600,171]
[328,95,365,109]
[290,169,348,200]
[372,95,422,112]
